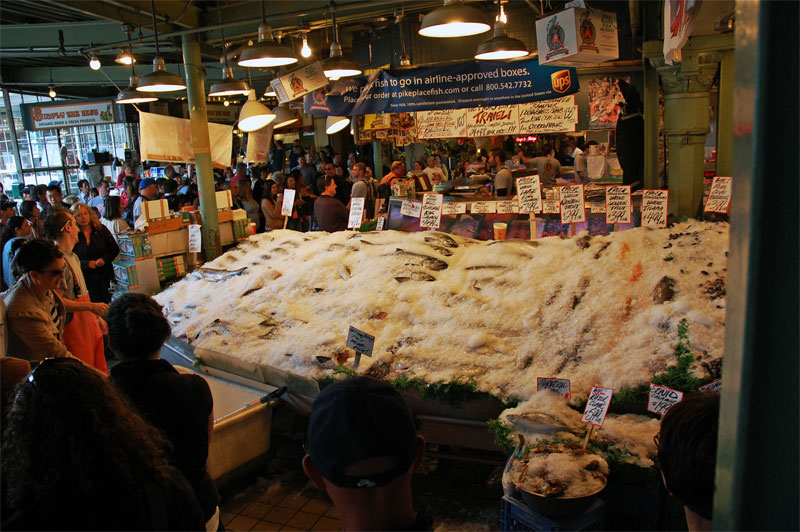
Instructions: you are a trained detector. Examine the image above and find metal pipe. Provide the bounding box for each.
[2,89,25,184]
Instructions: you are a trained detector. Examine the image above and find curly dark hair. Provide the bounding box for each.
[41,209,72,241]
[1,358,172,512]
[11,238,62,275]
[107,293,172,360]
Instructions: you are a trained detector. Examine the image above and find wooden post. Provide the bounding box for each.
[582,425,595,449]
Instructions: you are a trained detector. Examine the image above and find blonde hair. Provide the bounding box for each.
[70,202,100,229]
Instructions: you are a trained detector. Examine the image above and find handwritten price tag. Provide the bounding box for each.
[346,326,375,357]
[642,189,669,228]
[542,199,561,214]
[497,200,519,214]
[589,201,606,214]
[375,216,385,231]
[699,379,721,394]
[348,197,365,229]
[280,189,296,217]
[559,184,585,224]
[581,386,613,426]
[419,193,444,229]
[537,377,571,398]
[470,201,497,214]
[188,224,202,253]
[647,383,684,416]
[400,199,422,218]
[704,176,732,213]
[516,174,542,214]
[442,202,467,215]
[605,185,631,224]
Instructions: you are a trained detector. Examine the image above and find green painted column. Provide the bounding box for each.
[649,51,723,219]
[643,62,661,188]
[372,141,384,181]
[181,33,221,261]
[716,50,735,176]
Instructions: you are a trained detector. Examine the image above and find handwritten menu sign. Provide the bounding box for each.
[558,184,585,224]
[188,224,202,253]
[470,201,497,214]
[648,383,684,416]
[497,200,519,214]
[346,326,375,357]
[516,175,542,214]
[704,176,732,213]
[400,199,422,217]
[542,199,561,213]
[581,386,613,426]
[347,197,365,229]
[375,216,385,231]
[642,189,669,228]
[280,189,296,217]
[466,105,519,138]
[518,96,578,133]
[442,202,467,215]
[605,185,631,224]
[589,201,606,214]
[419,193,444,229]
[416,109,467,139]
[537,377,571,398]
[699,379,721,394]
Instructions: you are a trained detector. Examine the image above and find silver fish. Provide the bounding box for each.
[424,233,459,248]
[395,272,436,282]
[393,249,449,271]
[191,267,247,281]
[506,413,568,433]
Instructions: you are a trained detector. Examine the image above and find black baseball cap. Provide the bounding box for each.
[307,376,419,489]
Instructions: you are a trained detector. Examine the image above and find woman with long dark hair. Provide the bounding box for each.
[108,293,220,531]
[260,179,284,230]
[18,200,41,239]
[100,195,131,243]
[1,216,32,290]
[1,357,205,530]
[71,202,119,304]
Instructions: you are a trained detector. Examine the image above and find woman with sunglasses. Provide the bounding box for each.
[2,239,73,361]
[42,210,108,373]
[1,357,205,530]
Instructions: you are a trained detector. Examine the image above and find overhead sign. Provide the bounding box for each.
[305,57,579,116]
[21,99,117,130]
[139,112,233,169]
[272,61,328,104]
[536,7,619,67]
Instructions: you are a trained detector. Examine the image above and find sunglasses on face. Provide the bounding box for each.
[37,267,64,278]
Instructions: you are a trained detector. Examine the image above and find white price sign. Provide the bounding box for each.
[348,197,365,229]
[605,185,631,224]
[400,200,422,218]
[375,216,385,231]
[470,201,497,214]
[346,326,375,356]
[442,202,467,215]
[642,189,669,228]
[581,386,613,426]
[281,189,296,217]
[704,176,732,214]
[516,175,542,214]
[419,193,444,229]
[647,383,684,416]
[537,377,571,398]
[188,224,202,253]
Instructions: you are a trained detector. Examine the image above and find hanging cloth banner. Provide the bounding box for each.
[139,111,233,169]
[304,58,579,116]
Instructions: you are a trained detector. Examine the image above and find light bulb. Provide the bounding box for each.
[301,36,312,58]
[48,87,56,98]
[223,100,230,107]
[496,5,507,24]
[89,54,101,70]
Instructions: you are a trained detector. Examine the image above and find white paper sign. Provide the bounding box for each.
[704,176,732,213]
[647,383,684,416]
[400,199,422,218]
[537,377,571,398]
[466,105,519,138]
[470,201,497,214]
[605,185,631,224]
[589,201,606,214]
[348,197,365,229]
[215,190,232,210]
[346,326,375,356]
[581,386,613,426]
[559,184,585,224]
[699,379,721,394]
[416,108,467,139]
[188,224,202,253]
[516,175,543,214]
[518,96,578,134]
[375,216,385,231]
[497,200,519,214]
[642,189,669,228]
[419,193,444,229]
[542,199,561,214]
[281,189,296,217]
[442,202,468,215]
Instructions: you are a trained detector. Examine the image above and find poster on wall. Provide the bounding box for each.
[587,76,630,129]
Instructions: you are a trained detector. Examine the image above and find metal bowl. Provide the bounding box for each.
[518,479,606,518]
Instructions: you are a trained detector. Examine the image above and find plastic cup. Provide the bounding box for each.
[493,222,507,240]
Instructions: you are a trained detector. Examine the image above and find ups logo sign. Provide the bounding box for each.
[551,70,571,93]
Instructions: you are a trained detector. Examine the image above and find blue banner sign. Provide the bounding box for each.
[304,58,579,116]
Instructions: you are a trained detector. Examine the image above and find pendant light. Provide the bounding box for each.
[89,54,101,70]
[117,30,157,104]
[475,4,528,61]
[238,89,276,131]
[137,0,186,92]
[238,0,298,68]
[322,7,362,80]
[272,105,299,128]
[419,0,491,38]
[325,116,350,134]
[48,86,57,99]
[264,83,277,98]
[209,4,250,97]
[300,31,312,58]
[115,50,135,65]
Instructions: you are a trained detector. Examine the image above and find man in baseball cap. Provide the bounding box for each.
[133,177,158,221]
[302,376,430,531]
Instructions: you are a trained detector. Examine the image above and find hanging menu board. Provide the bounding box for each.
[466,105,519,137]
[642,189,669,228]
[416,109,467,139]
[518,96,578,133]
